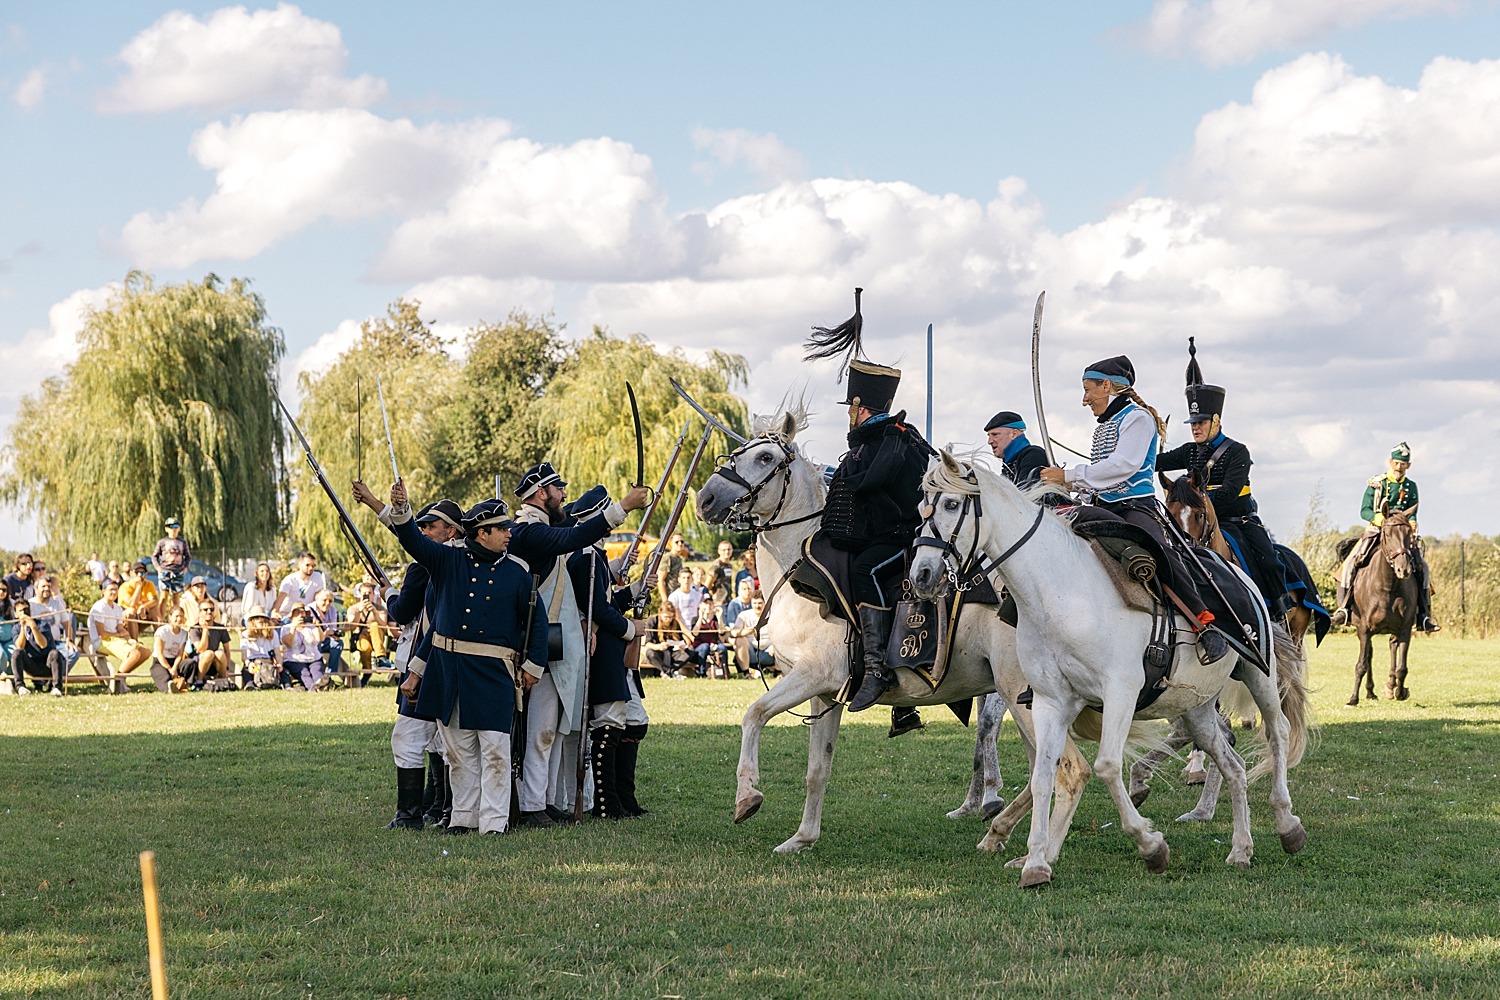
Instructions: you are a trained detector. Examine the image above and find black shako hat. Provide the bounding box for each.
[803,288,902,413]
[563,485,611,522]
[1082,356,1135,386]
[984,411,1026,431]
[463,498,515,532]
[415,499,466,534]
[1183,337,1226,424]
[514,462,566,499]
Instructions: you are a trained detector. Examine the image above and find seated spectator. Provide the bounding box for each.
[666,569,704,631]
[241,607,281,688]
[312,588,344,685]
[4,554,35,603]
[102,560,125,591]
[723,577,755,628]
[119,562,161,638]
[641,602,698,678]
[89,581,151,691]
[344,581,388,682]
[241,562,278,626]
[30,576,80,674]
[707,540,737,598]
[690,601,729,677]
[14,601,66,696]
[0,582,18,692]
[149,606,194,693]
[728,593,777,677]
[280,603,325,690]
[188,599,233,688]
[276,552,332,616]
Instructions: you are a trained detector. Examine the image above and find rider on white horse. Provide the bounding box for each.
[1038,355,1228,663]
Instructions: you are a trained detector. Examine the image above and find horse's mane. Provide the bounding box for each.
[923,451,1076,523]
[1162,474,1205,510]
[750,389,812,438]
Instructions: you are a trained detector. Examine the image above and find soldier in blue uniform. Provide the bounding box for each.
[1040,355,1227,661]
[985,411,1050,489]
[390,485,549,835]
[564,486,642,819]
[509,462,650,828]
[1156,339,1297,617]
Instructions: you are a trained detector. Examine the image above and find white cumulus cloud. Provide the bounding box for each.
[99,2,386,114]
[692,127,806,185]
[1139,0,1457,66]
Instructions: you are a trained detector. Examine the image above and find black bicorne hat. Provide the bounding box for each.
[804,287,902,411]
[1083,356,1135,386]
[514,462,566,498]
[1183,337,1226,424]
[415,499,466,534]
[984,411,1026,431]
[562,485,611,522]
[463,498,515,532]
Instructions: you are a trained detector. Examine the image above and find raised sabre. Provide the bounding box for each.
[626,381,646,489]
[668,376,747,446]
[1030,290,1057,467]
[635,425,714,615]
[376,375,400,484]
[619,421,690,579]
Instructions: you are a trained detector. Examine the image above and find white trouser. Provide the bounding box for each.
[391,714,437,769]
[549,729,583,813]
[442,704,511,834]
[518,672,560,812]
[591,700,628,730]
[625,673,649,726]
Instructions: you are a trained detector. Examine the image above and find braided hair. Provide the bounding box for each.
[1115,384,1168,442]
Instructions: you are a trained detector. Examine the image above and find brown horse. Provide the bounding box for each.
[1342,511,1421,705]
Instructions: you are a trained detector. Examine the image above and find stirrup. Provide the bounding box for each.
[1329,608,1349,627]
[1420,616,1442,633]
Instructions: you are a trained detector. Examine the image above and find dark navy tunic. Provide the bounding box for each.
[386,562,431,720]
[567,545,634,706]
[394,518,548,733]
[508,508,618,576]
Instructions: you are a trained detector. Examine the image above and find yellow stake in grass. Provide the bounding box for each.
[139,850,169,999]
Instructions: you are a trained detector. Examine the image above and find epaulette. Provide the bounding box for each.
[1366,475,1385,488]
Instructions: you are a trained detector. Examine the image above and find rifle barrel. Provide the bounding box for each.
[636,425,714,612]
[619,422,690,574]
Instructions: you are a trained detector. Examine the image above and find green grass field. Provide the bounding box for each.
[3,634,1498,999]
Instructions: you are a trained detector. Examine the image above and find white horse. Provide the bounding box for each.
[908,451,1310,888]
[693,407,1093,857]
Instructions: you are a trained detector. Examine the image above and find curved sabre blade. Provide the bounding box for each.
[626,381,645,488]
[1030,291,1056,467]
[669,376,747,445]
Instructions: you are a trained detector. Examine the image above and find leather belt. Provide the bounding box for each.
[431,633,518,669]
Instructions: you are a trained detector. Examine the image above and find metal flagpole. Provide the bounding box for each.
[925,323,934,441]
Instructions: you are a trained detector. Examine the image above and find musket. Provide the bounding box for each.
[274,394,391,588]
[376,375,400,484]
[573,545,598,822]
[1030,291,1057,467]
[618,421,690,580]
[635,424,714,614]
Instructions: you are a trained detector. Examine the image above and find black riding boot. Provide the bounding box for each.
[1414,553,1441,632]
[1330,583,1351,626]
[888,706,924,738]
[421,752,447,827]
[386,766,426,830]
[848,605,895,712]
[438,762,454,829]
[616,723,648,816]
[589,727,627,820]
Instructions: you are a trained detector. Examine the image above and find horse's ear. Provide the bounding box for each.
[1188,467,1205,492]
[779,412,798,441]
[940,449,963,474]
[1158,471,1173,492]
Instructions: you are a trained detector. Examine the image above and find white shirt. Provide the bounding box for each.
[155,626,189,660]
[668,587,705,629]
[243,585,278,620]
[1064,405,1158,495]
[87,559,107,584]
[733,608,769,649]
[88,598,126,645]
[30,596,71,642]
[281,624,322,663]
[278,571,331,610]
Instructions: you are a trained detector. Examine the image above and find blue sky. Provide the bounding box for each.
[3,1,1498,550]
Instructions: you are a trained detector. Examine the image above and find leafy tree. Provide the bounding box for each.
[4,272,285,557]
[290,299,459,575]
[539,328,749,547]
[441,311,566,502]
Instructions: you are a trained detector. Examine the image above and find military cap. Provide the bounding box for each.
[463,497,515,532]
[514,462,566,498]
[1083,356,1135,386]
[415,499,465,534]
[563,485,611,522]
[1391,442,1411,462]
[984,411,1026,431]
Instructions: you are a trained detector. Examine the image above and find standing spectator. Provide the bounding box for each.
[728,593,776,677]
[149,606,193,693]
[666,569,704,630]
[30,576,79,674]
[276,553,331,615]
[280,603,325,690]
[152,517,192,615]
[345,580,389,681]
[89,581,151,691]
[241,562,278,625]
[706,540,737,599]
[102,560,125,591]
[14,601,66,696]
[312,588,344,685]
[654,534,691,604]
[734,546,758,594]
[0,582,18,692]
[4,554,35,603]
[723,577,755,629]
[119,562,161,638]
[188,598,232,688]
[241,608,281,688]
[87,552,107,585]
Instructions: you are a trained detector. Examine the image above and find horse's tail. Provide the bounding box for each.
[1069,709,1172,759]
[1248,626,1314,781]
[1219,679,1259,728]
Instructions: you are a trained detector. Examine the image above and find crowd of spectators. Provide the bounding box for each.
[642,541,772,679]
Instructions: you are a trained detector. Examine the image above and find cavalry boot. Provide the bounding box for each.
[1329,584,1351,627]
[590,727,627,819]
[385,766,426,830]
[616,724,648,816]
[437,764,454,829]
[1195,612,1228,663]
[1414,557,1441,632]
[421,752,447,827]
[888,706,924,738]
[848,605,895,712]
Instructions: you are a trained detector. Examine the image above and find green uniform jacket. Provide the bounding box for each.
[1361,473,1418,528]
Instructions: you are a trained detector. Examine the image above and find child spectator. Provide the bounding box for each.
[241,608,281,688]
[152,516,192,613]
[150,606,193,693]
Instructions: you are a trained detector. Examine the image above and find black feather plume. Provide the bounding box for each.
[1185,336,1204,387]
[804,287,864,380]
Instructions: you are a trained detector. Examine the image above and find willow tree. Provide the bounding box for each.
[539,328,748,543]
[290,299,461,572]
[5,271,285,556]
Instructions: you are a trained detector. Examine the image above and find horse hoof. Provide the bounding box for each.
[1129,786,1150,808]
[981,798,1006,821]
[773,837,811,854]
[1019,866,1052,888]
[1176,810,1212,823]
[1183,770,1208,786]
[1346,698,1359,707]
[1397,688,1410,701]
[1230,858,1251,871]
[1384,686,1396,700]
[1143,841,1171,874]
[945,805,977,820]
[734,791,764,824]
[1279,824,1307,855]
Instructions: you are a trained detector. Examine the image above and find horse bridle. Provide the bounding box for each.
[710,435,823,534]
[915,465,1045,593]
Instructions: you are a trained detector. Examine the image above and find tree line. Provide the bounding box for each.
[4,273,748,580]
